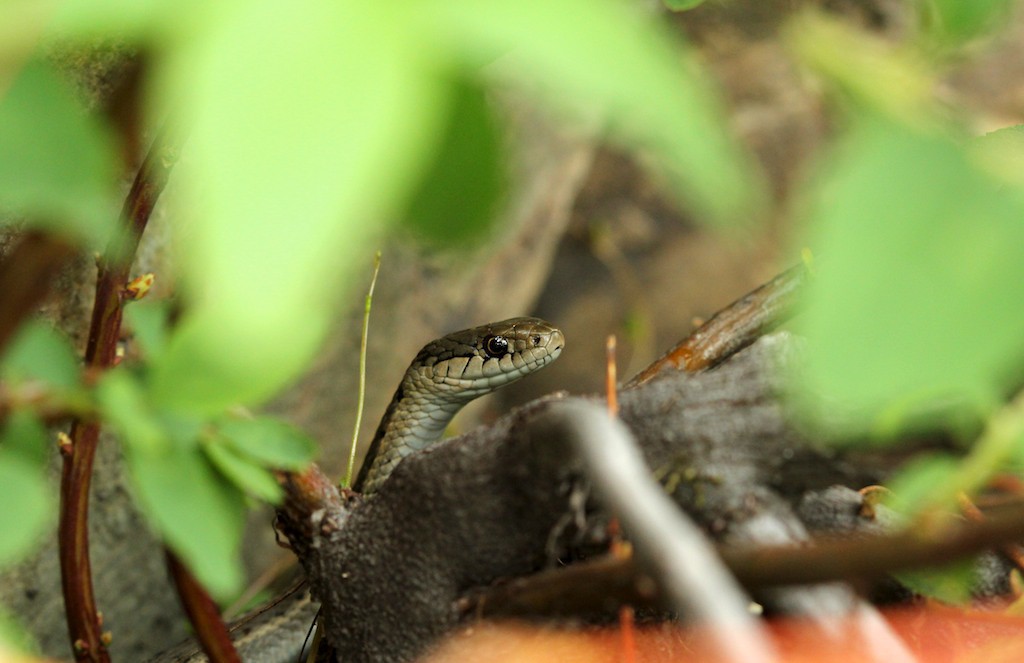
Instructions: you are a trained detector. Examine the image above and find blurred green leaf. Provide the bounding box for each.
[971,125,1024,187]
[0,410,49,467]
[786,12,935,125]
[796,117,1024,432]
[127,443,245,599]
[203,442,282,503]
[1,321,80,389]
[124,300,171,359]
[663,0,707,9]
[0,607,39,655]
[150,1,444,413]
[0,409,53,569]
[217,418,316,471]
[402,77,507,243]
[47,0,172,38]
[884,455,960,517]
[0,454,52,567]
[96,370,169,454]
[436,0,762,226]
[894,560,974,604]
[0,59,118,246]
[919,0,1014,44]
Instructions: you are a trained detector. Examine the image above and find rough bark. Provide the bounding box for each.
[277,333,888,662]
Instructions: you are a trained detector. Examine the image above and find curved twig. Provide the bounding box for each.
[627,264,806,385]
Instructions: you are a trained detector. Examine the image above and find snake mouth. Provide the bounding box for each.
[548,329,566,354]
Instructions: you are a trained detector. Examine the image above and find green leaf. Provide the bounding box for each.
[217,418,316,471]
[0,454,53,568]
[95,370,169,454]
[0,410,49,467]
[795,117,1024,433]
[149,1,444,413]
[0,59,118,246]
[894,560,974,604]
[786,12,935,125]
[0,607,40,655]
[127,443,245,599]
[1,321,80,389]
[883,455,960,518]
[124,300,170,359]
[203,442,282,503]
[434,0,762,226]
[920,0,1014,44]
[971,125,1024,188]
[663,0,706,9]
[0,412,52,565]
[402,76,507,244]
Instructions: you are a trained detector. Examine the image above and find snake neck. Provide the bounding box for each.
[352,380,466,495]
[350,317,564,495]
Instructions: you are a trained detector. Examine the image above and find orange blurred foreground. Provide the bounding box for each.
[423,604,1024,663]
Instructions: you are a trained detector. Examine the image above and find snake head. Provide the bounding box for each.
[410,317,565,401]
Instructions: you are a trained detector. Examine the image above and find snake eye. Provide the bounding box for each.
[483,335,509,358]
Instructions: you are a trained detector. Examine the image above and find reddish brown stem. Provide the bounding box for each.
[166,552,242,663]
[627,264,807,386]
[58,131,174,662]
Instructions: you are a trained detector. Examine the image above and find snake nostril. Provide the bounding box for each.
[532,335,542,346]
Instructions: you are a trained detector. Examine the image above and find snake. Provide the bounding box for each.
[153,317,565,662]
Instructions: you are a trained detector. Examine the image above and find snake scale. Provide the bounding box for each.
[154,317,565,662]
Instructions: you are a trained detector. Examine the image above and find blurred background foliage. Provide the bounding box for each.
[0,0,1023,651]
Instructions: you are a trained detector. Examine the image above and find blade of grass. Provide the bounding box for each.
[342,251,382,488]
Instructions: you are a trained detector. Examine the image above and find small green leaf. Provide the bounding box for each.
[124,300,170,359]
[217,418,316,471]
[127,444,245,599]
[1,321,80,389]
[884,455,960,517]
[920,0,1014,44]
[894,560,974,604]
[663,0,706,9]
[0,454,53,567]
[0,410,49,467]
[402,76,507,244]
[203,442,282,503]
[96,370,169,454]
[0,607,40,655]
[0,59,118,246]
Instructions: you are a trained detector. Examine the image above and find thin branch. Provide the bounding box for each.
[0,230,75,356]
[467,502,1024,618]
[723,503,1024,588]
[58,128,175,663]
[166,552,242,663]
[627,264,806,385]
[536,401,776,663]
